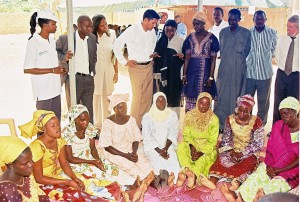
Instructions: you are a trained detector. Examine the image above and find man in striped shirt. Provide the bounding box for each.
[245,10,277,125]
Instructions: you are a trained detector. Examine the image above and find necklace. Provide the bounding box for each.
[235,115,251,129]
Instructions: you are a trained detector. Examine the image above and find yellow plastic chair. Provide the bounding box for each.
[0,118,17,172]
[0,118,17,137]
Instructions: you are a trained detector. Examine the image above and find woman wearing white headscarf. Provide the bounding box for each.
[142,92,181,176]
[98,94,154,179]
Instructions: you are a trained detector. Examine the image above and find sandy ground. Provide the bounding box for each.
[0,33,276,141]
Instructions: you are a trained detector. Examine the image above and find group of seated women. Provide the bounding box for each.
[0,92,298,202]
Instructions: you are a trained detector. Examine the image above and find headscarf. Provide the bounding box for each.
[164,19,177,29]
[184,92,214,132]
[148,92,172,122]
[279,97,299,114]
[192,12,207,24]
[18,110,56,139]
[153,19,178,85]
[0,136,28,167]
[236,94,255,109]
[63,104,97,140]
[108,93,130,112]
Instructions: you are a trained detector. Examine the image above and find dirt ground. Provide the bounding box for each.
[0,33,275,140]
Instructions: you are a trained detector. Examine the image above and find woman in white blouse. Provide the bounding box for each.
[92,14,118,129]
[141,92,181,176]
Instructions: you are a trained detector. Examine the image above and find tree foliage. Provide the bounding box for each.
[0,0,42,12]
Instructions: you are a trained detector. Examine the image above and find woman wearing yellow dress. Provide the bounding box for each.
[18,110,122,201]
[177,92,219,179]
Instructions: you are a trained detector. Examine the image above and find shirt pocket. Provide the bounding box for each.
[235,40,245,54]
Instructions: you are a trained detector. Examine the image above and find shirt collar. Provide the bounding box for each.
[138,23,148,32]
[76,30,89,41]
[250,25,271,32]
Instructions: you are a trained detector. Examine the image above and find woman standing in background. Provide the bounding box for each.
[182,12,219,112]
[92,14,118,129]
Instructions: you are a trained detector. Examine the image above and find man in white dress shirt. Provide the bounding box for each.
[113,9,160,128]
[57,16,97,123]
[273,15,299,123]
[208,7,229,81]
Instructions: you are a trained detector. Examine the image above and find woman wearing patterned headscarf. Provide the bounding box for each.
[221,97,299,202]
[62,104,136,186]
[201,94,264,191]
[19,110,123,201]
[182,11,219,112]
[0,136,49,201]
[142,92,181,179]
[177,92,219,179]
[152,19,184,118]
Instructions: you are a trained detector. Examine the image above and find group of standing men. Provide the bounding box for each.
[24,8,299,131]
[209,8,299,131]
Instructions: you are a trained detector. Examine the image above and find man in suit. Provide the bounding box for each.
[273,15,299,123]
[57,15,97,123]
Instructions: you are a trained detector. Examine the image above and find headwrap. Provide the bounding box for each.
[192,12,207,24]
[108,93,130,112]
[164,20,177,29]
[0,136,28,167]
[18,110,56,139]
[184,92,214,132]
[67,104,89,124]
[148,92,172,122]
[279,97,299,114]
[195,92,212,109]
[153,19,178,87]
[236,94,255,109]
[62,104,97,140]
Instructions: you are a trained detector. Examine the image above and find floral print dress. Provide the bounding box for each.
[62,118,135,186]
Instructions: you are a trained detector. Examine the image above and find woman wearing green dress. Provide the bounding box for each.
[177,92,219,178]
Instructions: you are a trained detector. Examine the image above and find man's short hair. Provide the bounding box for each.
[214,7,224,15]
[254,10,266,18]
[175,15,181,19]
[77,15,91,24]
[143,9,160,20]
[288,15,299,26]
[228,8,241,19]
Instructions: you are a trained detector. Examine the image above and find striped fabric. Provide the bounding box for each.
[246,26,277,80]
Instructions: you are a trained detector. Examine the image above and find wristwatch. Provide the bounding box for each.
[209,77,214,80]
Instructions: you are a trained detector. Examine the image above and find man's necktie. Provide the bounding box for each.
[284,37,296,76]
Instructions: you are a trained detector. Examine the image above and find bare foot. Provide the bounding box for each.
[176,170,186,187]
[132,182,148,202]
[159,169,169,188]
[168,172,175,188]
[253,188,265,202]
[229,178,240,191]
[199,174,216,190]
[143,171,155,186]
[220,184,236,202]
[128,175,141,190]
[150,175,161,190]
[121,191,130,202]
[139,182,148,202]
[185,169,196,189]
